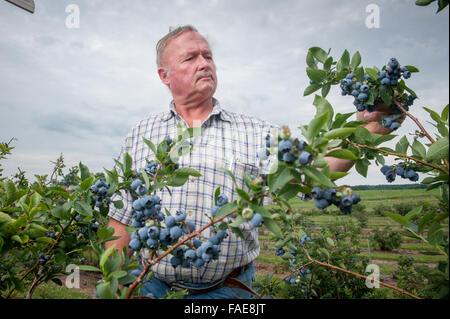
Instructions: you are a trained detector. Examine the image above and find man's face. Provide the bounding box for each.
[159,31,217,103]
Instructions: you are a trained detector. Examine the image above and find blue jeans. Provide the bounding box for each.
[137,263,259,299]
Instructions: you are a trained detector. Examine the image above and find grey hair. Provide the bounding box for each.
[156,25,200,68]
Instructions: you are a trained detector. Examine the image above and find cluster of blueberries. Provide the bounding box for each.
[340,58,416,133]
[128,177,237,268]
[38,253,51,264]
[90,180,111,208]
[340,73,375,112]
[378,58,411,86]
[258,134,312,166]
[380,165,419,183]
[311,187,361,214]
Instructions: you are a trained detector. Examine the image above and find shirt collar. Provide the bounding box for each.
[162,97,232,123]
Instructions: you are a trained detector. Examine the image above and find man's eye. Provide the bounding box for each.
[185,56,194,61]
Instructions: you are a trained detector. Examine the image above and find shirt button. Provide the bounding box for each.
[190,177,196,182]
[187,210,193,217]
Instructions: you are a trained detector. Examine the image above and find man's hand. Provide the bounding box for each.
[357,101,406,135]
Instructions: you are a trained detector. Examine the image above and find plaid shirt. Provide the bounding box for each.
[109,98,278,284]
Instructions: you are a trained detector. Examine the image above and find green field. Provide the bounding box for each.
[254,187,448,298]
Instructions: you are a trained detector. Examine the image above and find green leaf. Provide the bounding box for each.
[230,226,245,240]
[426,137,449,162]
[405,206,423,221]
[97,226,115,241]
[321,83,331,97]
[78,265,102,272]
[326,237,335,247]
[306,68,327,83]
[221,168,237,185]
[214,203,239,220]
[365,67,378,80]
[309,47,328,63]
[236,188,250,202]
[277,184,305,201]
[165,174,189,187]
[411,139,427,159]
[336,50,350,72]
[143,138,157,155]
[173,167,202,177]
[354,67,365,83]
[403,65,420,72]
[96,282,114,299]
[332,112,355,129]
[306,50,317,68]
[302,166,335,187]
[385,212,409,227]
[326,149,358,160]
[379,85,393,105]
[214,187,221,205]
[355,159,369,178]
[350,51,361,70]
[329,171,348,180]
[74,200,93,217]
[263,218,282,237]
[353,126,372,144]
[79,162,90,181]
[415,0,435,6]
[269,167,293,193]
[303,84,322,96]
[100,245,116,271]
[123,153,133,174]
[324,127,357,139]
[423,107,444,124]
[395,136,409,154]
[306,111,330,142]
[113,200,124,209]
[79,175,94,191]
[441,104,449,122]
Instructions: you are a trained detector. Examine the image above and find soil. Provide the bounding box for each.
[57,270,102,297]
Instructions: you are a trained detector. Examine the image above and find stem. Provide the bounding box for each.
[393,99,450,171]
[125,209,238,299]
[347,139,449,175]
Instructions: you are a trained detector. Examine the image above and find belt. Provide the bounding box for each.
[170,262,259,297]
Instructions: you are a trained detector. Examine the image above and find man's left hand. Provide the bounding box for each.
[356,102,406,135]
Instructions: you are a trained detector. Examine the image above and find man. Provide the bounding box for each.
[106,25,402,299]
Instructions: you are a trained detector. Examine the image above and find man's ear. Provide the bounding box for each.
[158,67,170,87]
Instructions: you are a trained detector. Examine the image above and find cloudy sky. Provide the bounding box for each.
[0,0,448,186]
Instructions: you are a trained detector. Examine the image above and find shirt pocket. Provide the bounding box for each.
[223,158,260,193]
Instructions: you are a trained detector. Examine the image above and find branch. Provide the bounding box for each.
[346,139,449,175]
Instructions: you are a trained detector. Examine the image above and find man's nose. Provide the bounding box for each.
[197,54,212,70]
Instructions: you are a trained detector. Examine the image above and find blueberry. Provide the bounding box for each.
[138,226,149,241]
[211,206,219,217]
[193,239,203,249]
[131,179,142,191]
[136,185,148,196]
[170,256,182,267]
[201,252,212,262]
[128,238,142,251]
[217,194,228,206]
[296,140,308,151]
[279,140,293,153]
[341,196,353,207]
[380,78,390,86]
[351,193,361,204]
[395,166,405,176]
[174,209,187,223]
[385,169,396,183]
[159,228,171,242]
[380,165,391,175]
[146,238,158,249]
[250,213,264,227]
[216,230,228,241]
[351,90,359,97]
[311,187,323,199]
[164,216,176,228]
[378,71,387,79]
[390,122,400,131]
[382,117,393,128]
[282,152,296,164]
[298,151,312,165]
[358,93,368,102]
[181,221,195,234]
[314,198,329,210]
[169,226,182,240]
[360,84,370,93]
[346,73,354,80]
[323,188,336,201]
[184,249,197,261]
[193,258,205,268]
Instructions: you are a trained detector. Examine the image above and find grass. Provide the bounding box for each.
[13,281,93,299]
